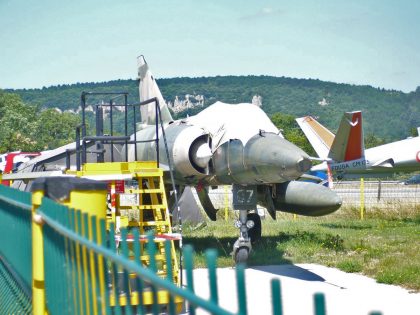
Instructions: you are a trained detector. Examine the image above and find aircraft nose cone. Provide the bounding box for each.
[334,194,343,208]
[273,181,342,215]
[245,133,312,182]
[280,148,312,180]
[297,156,312,173]
[318,187,343,214]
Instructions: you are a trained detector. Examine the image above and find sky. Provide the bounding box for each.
[1,0,419,92]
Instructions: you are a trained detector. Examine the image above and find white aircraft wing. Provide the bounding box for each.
[187,101,280,150]
[296,116,334,159]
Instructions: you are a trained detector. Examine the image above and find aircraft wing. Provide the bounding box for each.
[372,158,395,168]
[187,101,279,150]
[295,116,334,159]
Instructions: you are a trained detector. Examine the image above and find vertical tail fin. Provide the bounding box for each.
[137,55,173,126]
[329,111,365,162]
[295,116,335,159]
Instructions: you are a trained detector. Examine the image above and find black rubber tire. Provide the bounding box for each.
[247,212,262,244]
[235,247,249,264]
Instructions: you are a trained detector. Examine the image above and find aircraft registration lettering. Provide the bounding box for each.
[232,185,257,210]
[352,160,367,167]
[331,159,367,171]
[331,163,350,171]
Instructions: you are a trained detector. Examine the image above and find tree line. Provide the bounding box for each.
[0,89,387,156]
[9,76,420,141]
[0,91,80,152]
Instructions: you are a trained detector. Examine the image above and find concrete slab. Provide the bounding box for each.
[189,264,420,315]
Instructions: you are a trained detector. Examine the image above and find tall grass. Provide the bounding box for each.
[182,206,420,291]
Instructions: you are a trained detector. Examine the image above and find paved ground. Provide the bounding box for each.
[189,264,420,315]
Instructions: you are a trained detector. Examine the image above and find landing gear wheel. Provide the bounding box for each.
[234,247,249,264]
[247,213,262,244]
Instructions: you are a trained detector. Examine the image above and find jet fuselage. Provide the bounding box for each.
[312,136,420,177]
[129,117,312,186]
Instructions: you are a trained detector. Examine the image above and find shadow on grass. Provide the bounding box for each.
[401,216,420,224]
[183,235,293,266]
[321,216,420,229]
[183,235,328,283]
[183,228,346,265]
[320,222,373,230]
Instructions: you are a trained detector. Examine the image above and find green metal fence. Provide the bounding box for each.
[0,185,33,314]
[0,255,32,314]
[0,183,383,315]
[37,197,240,315]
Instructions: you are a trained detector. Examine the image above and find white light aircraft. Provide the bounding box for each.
[296,111,420,179]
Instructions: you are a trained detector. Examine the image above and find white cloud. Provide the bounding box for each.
[239,7,282,21]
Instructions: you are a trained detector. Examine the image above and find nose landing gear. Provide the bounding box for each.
[231,185,262,264]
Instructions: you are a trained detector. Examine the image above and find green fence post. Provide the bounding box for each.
[75,210,87,315]
[184,245,196,315]
[69,208,81,315]
[146,232,159,315]
[82,212,94,315]
[271,279,283,315]
[314,293,326,315]
[63,206,75,315]
[236,263,247,315]
[133,229,145,315]
[164,241,176,315]
[205,249,219,305]
[109,223,122,315]
[90,215,103,315]
[120,229,134,315]
[99,219,111,315]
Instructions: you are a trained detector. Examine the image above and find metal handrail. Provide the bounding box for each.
[0,194,32,212]
[74,92,180,215]
[76,94,164,168]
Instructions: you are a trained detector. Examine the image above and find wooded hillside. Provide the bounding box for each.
[7,76,420,141]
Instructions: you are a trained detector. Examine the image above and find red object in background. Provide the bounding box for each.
[107,180,125,194]
[1,152,41,186]
[114,180,125,193]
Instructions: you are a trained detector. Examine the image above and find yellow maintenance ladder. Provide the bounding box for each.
[67,161,182,309]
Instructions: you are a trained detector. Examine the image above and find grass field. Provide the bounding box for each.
[182,205,420,292]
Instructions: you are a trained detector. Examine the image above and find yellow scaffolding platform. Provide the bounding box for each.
[67,161,182,310]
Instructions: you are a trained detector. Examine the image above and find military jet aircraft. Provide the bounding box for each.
[296,112,420,180]
[128,56,342,262]
[9,56,342,263]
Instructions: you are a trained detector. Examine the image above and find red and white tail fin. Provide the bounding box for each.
[295,116,335,159]
[329,111,365,162]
